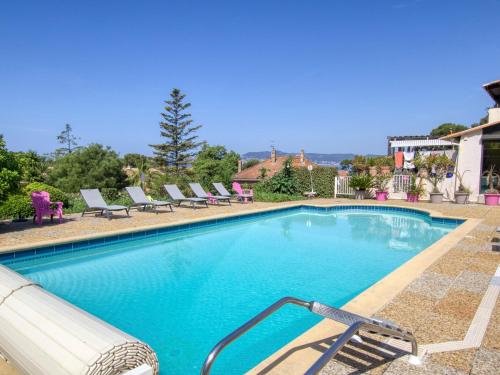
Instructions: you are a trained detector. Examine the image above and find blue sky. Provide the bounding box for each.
[1,0,499,156]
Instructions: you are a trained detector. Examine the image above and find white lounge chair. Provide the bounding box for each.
[164,184,208,209]
[126,186,173,213]
[189,183,231,205]
[80,189,129,219]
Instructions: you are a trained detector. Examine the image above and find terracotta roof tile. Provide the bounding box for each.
[234,155,316,181]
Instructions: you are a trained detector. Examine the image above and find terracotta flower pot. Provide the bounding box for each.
[484,193,500,206]
[380,166,391,175]
[368,166,377,176]
[406,193,419,203]
[375,191,388,201]
[338,170,348,177]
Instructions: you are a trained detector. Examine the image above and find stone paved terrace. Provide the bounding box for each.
[0,199,499,375]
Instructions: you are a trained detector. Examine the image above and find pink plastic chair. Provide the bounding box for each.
[31,191,63,225]
[205,192,218,205]
[232,182,254,203]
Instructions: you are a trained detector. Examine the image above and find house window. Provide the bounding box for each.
[481,140,500,192]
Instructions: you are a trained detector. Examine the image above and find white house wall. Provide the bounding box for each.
[456,130,482,202]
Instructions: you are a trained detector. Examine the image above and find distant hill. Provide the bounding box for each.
[241,151,382,166]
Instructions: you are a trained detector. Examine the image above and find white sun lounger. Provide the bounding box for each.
[126,186,173,213]
[189,183,231,205]
[164,184,208,209]
[80,189,129,219]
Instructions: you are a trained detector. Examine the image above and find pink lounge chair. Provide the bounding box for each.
[232,182,254,203]
[31,191,63,225]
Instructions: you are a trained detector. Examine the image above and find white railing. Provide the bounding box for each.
[334,176,354,197]
[335,174,412,198]
[392,174,412,193]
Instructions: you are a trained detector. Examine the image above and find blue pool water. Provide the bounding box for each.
[7,207,459,374]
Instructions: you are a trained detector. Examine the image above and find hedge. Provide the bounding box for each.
[0,194,33,220]
[294,166,337,197]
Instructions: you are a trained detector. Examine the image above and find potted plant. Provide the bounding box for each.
[454,170,470,204]
[352,155,367,175]
[415,154,454,204]
[413,154,428,178]
[406,176,424,202]
[376,156,394,175]
[373,172,392,201]
[367,158,377,177]
[483,165,500,206]
[349,174,373,200]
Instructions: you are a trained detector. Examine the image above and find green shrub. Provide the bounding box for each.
[294,166,337,197]
[23,182,69,207]
[0,194,34,219]
[148,170,195,198]
[258,157,298,195]
[65,194,87,214]
[0,135,21,202]
[253,191,305,202]
[100,188,121,202]
[349,174,373,190]
[253,182,304,202]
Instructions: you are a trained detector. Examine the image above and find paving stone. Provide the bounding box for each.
[384,355,468,375]
[414,312,470,343]
[467,251,500,274]
[453,241,481,253]
[376,291,436,333]
[434,289,482,321]
[470,348,500,375]
[406,272,454,299]
[452,271,491,294]
[483,298,500,351]
[429,349,477,373]
[428,249,473,277]
[473,223,496,233]
[319,334,405,375]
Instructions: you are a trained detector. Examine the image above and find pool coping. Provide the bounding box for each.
[248,208,482,374]
[0,201,478,374]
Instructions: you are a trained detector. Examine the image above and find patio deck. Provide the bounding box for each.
[0,199,498,375]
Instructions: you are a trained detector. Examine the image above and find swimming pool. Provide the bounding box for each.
[4,206,461,374]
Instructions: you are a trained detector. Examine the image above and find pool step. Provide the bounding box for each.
[200,297,418,375]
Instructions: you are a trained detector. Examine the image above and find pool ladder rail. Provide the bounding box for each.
[201,297,419,375]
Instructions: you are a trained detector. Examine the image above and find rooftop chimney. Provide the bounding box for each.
[271,147,277,163]
[300,149,305,164]
[237,160,243,173]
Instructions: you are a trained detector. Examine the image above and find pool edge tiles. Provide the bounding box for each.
[0,204,465,266]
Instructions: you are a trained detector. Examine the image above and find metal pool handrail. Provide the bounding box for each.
[200,296,418,375]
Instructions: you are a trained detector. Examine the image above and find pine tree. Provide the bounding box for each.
[56,124,79,156]
[150,89,203,174]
